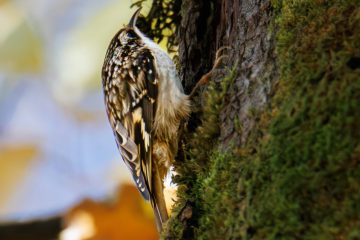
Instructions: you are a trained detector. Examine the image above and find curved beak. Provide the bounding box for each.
[128,7,142,28]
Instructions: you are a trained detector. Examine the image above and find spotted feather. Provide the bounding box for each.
[102,28,158,200]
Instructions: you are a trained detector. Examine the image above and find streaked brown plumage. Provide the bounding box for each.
[102,7,227,232]
[101,8,190,231]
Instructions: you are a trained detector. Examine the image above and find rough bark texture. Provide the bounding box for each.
[179,0,276,146]
[164,0,360,239]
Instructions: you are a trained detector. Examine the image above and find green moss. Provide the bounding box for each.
[188,64,237,169]
[163,65,238,239]
[165,0,360,239]
[247,1,360,238]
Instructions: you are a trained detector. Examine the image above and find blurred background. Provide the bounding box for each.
[0,0,158,239]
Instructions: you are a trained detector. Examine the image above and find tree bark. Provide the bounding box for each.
[164,0,360,239]
[179,0,276,146]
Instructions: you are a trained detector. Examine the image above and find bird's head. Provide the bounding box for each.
[118,8,142,46]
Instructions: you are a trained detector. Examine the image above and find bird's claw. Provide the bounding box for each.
[215,46,230,63]
[189,46,230,98]
[211,46,230,73]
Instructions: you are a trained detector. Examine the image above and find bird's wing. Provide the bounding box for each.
[102,42,158,200]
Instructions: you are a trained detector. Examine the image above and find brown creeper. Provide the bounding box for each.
[101,8,190,231]
[102,6,227,231]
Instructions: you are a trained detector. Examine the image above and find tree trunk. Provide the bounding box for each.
[163,0,360,239]
[179,0,276,146]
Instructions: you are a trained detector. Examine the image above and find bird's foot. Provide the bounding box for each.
[189,46,229,98]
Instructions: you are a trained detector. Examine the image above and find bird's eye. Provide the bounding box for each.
[127,31,136,39]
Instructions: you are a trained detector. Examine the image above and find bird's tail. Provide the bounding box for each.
[150,163,169,232]
[143,143,168,232]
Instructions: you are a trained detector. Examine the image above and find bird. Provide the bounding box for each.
[101,8,226,232]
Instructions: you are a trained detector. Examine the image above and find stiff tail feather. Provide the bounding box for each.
[150,162,169,232]
[141,143,168,232]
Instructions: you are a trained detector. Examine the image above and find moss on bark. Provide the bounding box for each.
[164,0,360,239]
